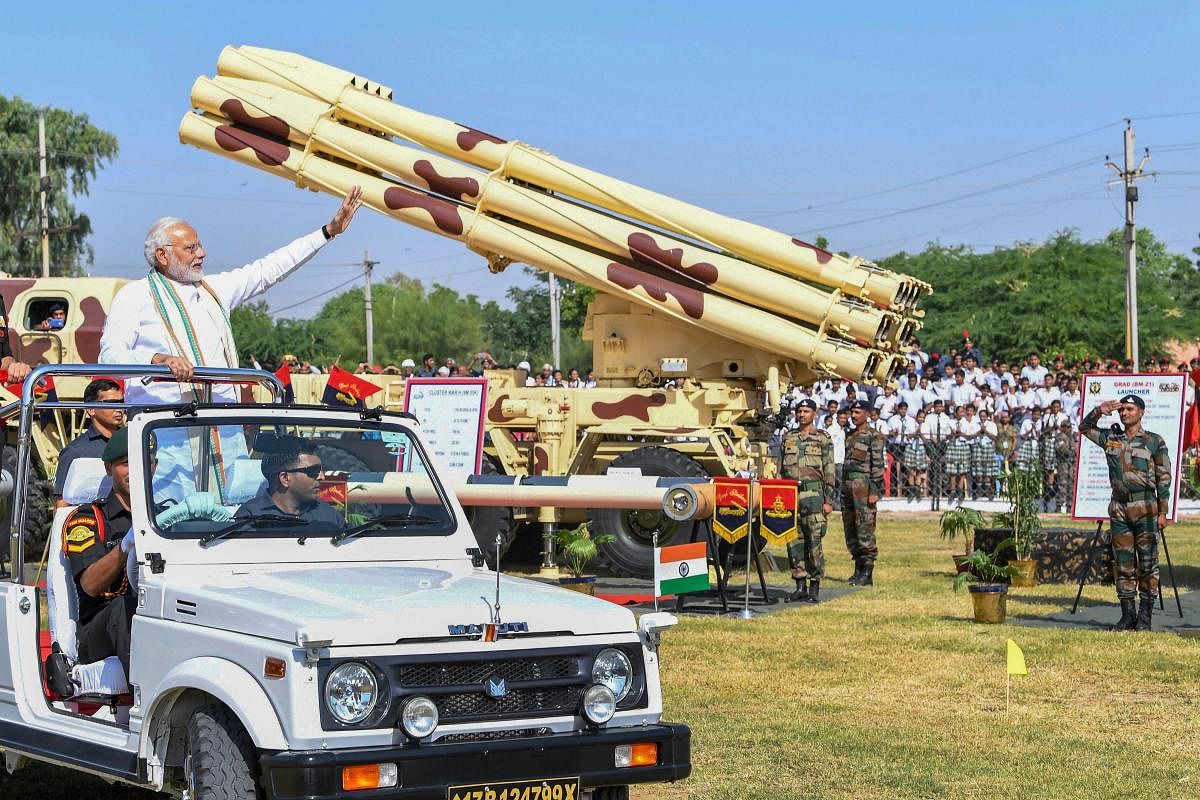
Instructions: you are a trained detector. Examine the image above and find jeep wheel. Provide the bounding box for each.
[184,703,260,800]
[2,447,52,563]
[463,456,516,568]
[589,446,708,579]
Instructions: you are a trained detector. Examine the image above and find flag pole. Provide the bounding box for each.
[1006,673,1010,714]
[737,478,756,620]
[652,530,660,613]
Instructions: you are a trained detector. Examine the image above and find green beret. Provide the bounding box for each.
[102,426,128,463]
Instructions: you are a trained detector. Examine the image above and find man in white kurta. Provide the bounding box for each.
[99,188,364,499]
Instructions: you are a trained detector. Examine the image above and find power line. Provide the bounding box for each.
[270,274,363,314]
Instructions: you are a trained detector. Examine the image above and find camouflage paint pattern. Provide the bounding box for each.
[841,426,884,564]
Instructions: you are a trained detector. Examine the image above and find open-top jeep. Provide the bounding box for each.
[0,364,690,799]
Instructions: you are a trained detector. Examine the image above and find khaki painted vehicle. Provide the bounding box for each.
[0,276,129,558]
[184,46,932,578]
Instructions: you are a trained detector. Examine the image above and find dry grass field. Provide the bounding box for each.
[5,513,1197,799]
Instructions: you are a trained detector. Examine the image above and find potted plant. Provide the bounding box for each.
[553,522,615,595]
[994,466,1042,587]
[938,507,986,573]
[953,539,1023,624]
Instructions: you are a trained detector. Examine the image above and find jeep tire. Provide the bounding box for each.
[184,703,260,800]
[2,447,52,563]
[590,446,708,579]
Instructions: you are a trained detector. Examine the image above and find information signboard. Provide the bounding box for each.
[402,378,488,474]
[1072,372,1186,521]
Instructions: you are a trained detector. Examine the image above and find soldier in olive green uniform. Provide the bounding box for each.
[1080,395,1172,631]
[1054,421,1077,513]
[842,400,886,586]
[778,399,835,603]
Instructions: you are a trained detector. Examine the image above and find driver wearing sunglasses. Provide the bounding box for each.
[235,436,345,527]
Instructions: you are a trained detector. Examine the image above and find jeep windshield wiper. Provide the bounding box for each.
[330,513,441,545]
[200,513,309,547]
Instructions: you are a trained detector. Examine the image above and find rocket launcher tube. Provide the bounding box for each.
[214,49,928,310]
[189,75,912,349]
[216,45,393,104]
[179,111,903,385]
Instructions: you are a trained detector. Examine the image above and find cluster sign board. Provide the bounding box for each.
[403,378,488,474]
[1072,372,1187,521]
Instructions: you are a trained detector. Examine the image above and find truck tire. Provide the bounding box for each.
[463,456,516,567]
[590,446,708,579]
[2,447,52,562]
[184,703,260,800]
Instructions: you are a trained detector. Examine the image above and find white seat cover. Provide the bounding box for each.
[60,457,110,505]
[225,457,267,503]
[46,472,130,696]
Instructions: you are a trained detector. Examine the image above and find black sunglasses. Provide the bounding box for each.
[282,463,323,479]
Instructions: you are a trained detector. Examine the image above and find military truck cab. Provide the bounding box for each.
[0,365,690,799]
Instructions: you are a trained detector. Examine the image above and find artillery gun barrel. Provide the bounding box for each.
[179,112,907,385]
[214,45,931,314]
[190,76,915,350]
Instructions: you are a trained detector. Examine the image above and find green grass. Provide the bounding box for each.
[9,514,1198,798]
[635,513,1200,800]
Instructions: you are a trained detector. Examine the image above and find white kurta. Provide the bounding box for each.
[100,230,327,404]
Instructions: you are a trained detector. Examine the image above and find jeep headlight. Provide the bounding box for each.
[400,695,439,739]
[325,662,379,724]
[591,648,633,703]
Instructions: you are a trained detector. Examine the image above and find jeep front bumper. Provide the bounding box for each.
[260,724,690,799]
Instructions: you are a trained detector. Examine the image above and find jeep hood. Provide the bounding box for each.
[159,563,635,645]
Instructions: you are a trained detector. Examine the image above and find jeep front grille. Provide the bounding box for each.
[397,656,579,688]
[435,686,581,721]
[434,727,552,743]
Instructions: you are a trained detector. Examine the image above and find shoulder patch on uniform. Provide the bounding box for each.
[62,510,98,554]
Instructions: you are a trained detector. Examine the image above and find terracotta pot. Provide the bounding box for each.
[1010,558,1037,587]
[558,576,597,596]
[968,584,1007,624]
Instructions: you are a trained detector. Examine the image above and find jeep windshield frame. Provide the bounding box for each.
[141,412,458,542]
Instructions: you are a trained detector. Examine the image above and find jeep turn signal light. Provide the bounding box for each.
[614,742,658,768]
[342,763,398,791]
[263,658,286,679]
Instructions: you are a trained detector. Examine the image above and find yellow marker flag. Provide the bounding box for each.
[1006,639,1027,676]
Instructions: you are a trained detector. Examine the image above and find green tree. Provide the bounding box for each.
[495,267,594,371]
[881,228,1200,362]
[0,96,118,276]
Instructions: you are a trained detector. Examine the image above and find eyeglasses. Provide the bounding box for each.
[283,463,323,479]
[160,242,204,254]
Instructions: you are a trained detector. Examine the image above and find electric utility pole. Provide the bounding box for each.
[39,114,50,278]
[363,250,378,366]
[548,273,562,370]
[1105,120,1152,366]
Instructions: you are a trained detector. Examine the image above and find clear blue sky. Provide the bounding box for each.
[2,1,1197,319]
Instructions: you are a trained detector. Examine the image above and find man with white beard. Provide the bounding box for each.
[100,186,363,402]
[99,188,363,500]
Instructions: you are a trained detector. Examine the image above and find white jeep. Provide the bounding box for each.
[0,365,690,799]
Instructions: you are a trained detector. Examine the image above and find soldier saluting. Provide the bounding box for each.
[1080,395,1171,631]
[779,399,835,603]
[843,400,885,586]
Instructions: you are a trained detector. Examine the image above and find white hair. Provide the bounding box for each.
[144,217,188,270]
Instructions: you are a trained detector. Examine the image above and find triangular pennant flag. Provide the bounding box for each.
[274,363,295,405]
[1006,639,1027,676]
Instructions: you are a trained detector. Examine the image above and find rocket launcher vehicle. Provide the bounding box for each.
[180,46,933,386]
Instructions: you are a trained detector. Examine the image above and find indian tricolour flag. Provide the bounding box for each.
[654,542,709,597]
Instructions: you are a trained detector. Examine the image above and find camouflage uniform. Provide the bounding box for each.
[841,425,885,570]
[779,427,835,581]
[1054,431,1077,513]
[1080,407,1171,602]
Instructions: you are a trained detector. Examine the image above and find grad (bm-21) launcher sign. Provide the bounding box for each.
[180,46,931,386]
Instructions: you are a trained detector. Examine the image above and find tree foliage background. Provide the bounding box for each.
[0,96,118,276]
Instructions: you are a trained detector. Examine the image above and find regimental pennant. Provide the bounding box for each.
[655,542,709,597]
[713,476,751,543]
[758,479,799,545]
[273,363,295,404]
[322,365,382,409]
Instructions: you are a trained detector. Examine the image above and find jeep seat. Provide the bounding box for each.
[45,457,129,699]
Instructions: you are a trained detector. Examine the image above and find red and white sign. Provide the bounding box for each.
[403,378,489,473]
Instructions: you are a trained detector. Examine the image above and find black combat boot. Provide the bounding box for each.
[1134,595,1154,631]
[859,562,874,586]
[847,559,864,586]
[786,579,809,603]
[804,580,820,604]
[1109,598,1137,631]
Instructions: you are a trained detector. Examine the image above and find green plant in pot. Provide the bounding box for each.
[938,507,986,573]
[554,522,615,596]
[953,538,1023,624]
[993,465,1043,587]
